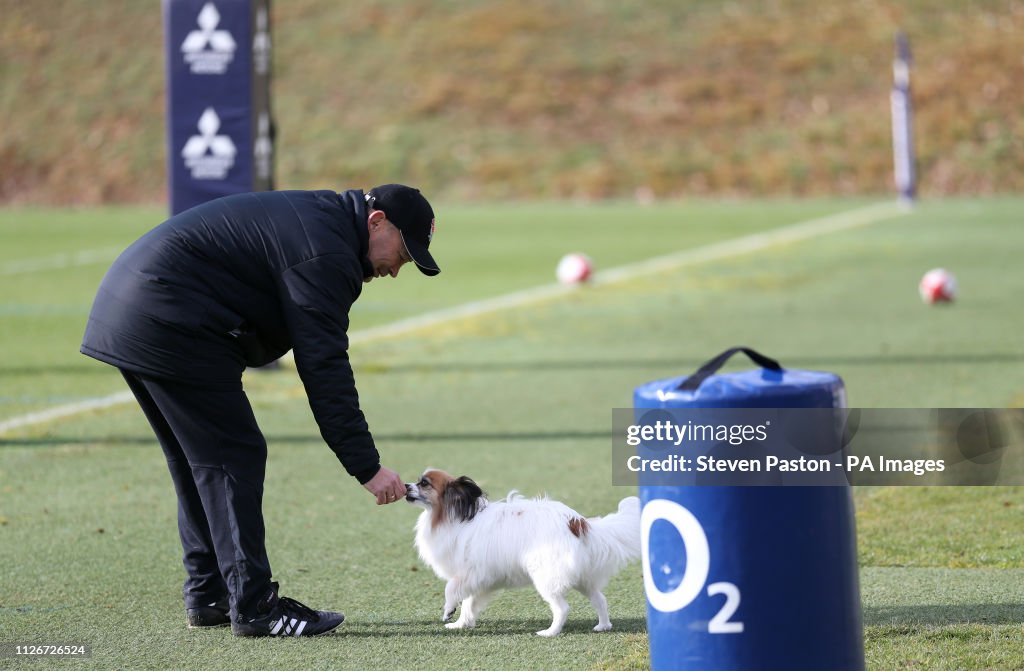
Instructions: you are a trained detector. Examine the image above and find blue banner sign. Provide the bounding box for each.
[164,0,273,214]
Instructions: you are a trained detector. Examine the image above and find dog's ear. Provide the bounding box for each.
[455,476,482,498]
[444,476,484,522]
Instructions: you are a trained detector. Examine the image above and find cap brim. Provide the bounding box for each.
[398,232,440,277]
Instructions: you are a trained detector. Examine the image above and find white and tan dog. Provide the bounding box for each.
[405,469,640,637]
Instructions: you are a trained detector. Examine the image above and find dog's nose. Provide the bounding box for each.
[405,483,412,493]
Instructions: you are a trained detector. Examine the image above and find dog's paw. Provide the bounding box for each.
[593,622,613,632]
[445,620,473,630]
[442,607,456,623]
[535,627,562,637]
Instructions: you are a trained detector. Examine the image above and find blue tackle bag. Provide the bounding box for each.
[635,348,864,671]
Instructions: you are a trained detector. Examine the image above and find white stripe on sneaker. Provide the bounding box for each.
[294,620,307,636]
[269,618,284,635]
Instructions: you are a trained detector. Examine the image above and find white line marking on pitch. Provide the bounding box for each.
[0,247,122,276]
[0,391,136,435]
[0,201,907,436]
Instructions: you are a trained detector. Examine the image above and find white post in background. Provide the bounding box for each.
[891,31,916,207]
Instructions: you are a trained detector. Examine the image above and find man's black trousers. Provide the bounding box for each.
[121,370,272,620]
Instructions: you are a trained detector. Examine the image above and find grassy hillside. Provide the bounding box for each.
[1,0,1021,205]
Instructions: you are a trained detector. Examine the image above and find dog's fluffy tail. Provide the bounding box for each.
[586,496,641,570]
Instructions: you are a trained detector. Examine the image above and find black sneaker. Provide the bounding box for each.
[186,597,230,628]
[232,582,344,637]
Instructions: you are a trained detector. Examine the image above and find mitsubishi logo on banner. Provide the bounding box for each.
[181,2,237,74]
[181,107,237,179]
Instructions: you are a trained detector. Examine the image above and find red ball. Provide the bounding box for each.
[918,268,957,304]
[556,253,593,284]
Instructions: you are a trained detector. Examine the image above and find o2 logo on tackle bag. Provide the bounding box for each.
[641,500,744,634]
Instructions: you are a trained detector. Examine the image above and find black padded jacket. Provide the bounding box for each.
[81,189,381,483]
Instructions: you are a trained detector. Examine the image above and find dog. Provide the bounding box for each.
[405,468,641,636]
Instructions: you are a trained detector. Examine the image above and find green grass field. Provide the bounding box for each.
[1,198,1023,670]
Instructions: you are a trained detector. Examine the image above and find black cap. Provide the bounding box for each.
[366,184,440,276]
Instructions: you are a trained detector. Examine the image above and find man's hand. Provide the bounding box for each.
[363,466,407,505]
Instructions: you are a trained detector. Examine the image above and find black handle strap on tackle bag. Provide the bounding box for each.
[678,347,784,392]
